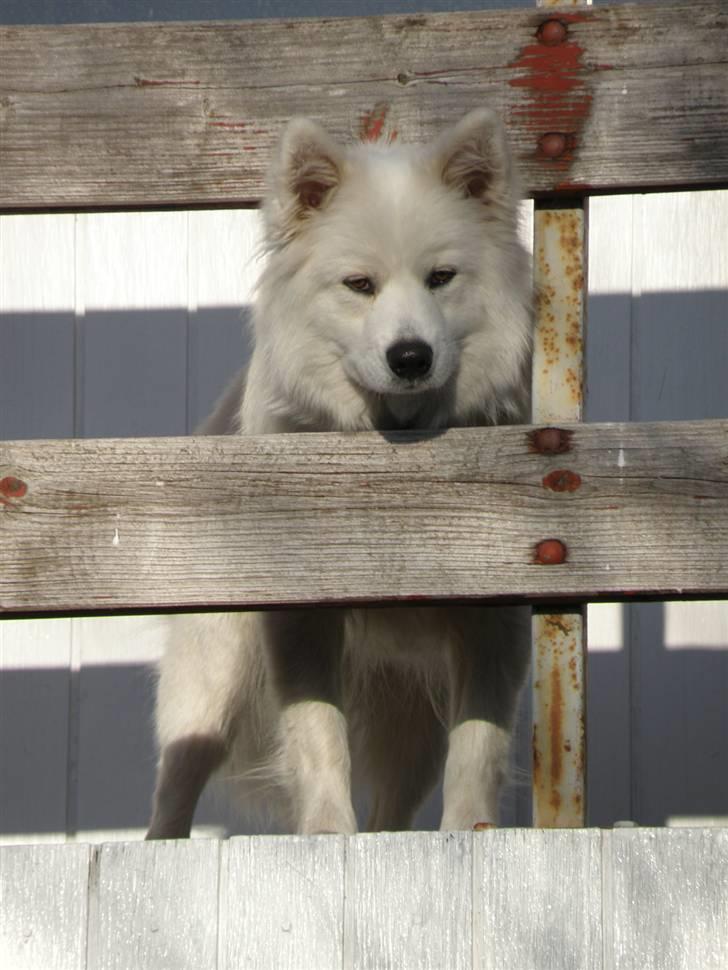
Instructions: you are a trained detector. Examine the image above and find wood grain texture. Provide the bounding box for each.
[2,831,727,968]
[344,832,472,970]
[0,843,91,970]
[1,420,727,614]
[220,835,345,970]
[88,840,220,970]
[474,828,602,970]
[609,828,728,970]
[1,2,727,209]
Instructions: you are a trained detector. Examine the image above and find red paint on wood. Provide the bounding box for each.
[509,16,595,172]
[359,104,397,143]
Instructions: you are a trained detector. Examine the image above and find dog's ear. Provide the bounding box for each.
[267,118,343,241]
[435,109,519,211]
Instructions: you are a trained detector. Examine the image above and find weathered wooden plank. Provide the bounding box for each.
[220,835,345,970]
[473,828,602,970]
[608,828,728,970]
[1,420,727,615]
[87,840,220,970]
[344,832,472,970]
[0,843,91,970]
[1,2,727,209]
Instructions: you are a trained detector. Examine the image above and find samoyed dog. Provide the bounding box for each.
[147,109,533,838]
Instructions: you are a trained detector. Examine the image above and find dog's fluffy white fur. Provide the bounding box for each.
[148,110,533,838]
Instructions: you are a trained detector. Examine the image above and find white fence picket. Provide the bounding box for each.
[220,835,345,970]
[474,829,603,970]
[344,831,473,970]
[610,828,728,970]
[87,840,220,970]
[0,843,91,970]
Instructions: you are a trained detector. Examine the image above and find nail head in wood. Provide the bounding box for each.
[537,19,568,46]
[534,539,568,565]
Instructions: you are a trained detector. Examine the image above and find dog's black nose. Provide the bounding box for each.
[386,340,433,381]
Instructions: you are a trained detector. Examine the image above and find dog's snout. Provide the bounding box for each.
[386,339,433,381]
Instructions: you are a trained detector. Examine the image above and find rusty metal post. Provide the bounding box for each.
[531,201,588,827]
[530,0,591,831]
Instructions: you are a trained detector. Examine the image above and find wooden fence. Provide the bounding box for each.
[3,829,727,970]
[1,2,727,967]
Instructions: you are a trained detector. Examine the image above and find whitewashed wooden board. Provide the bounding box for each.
[88,839,220,970]
[0,843,91,970]
[609,828,728,970]
[3,831,728,969]
[220,835,345,970]
[344,832,473,970]
[474,828,602,970]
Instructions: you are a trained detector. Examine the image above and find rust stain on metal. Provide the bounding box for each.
[528,426,573,454]
[550,652,564,784]
[508,11,593,171]
[543,468,582,491]
[533,207,585,420]
[546,613,574,637]
[534,538,567,565]
[0,476,27,499]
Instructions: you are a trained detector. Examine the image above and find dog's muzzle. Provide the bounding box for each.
[386,339,433,382]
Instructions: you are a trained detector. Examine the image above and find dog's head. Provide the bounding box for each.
[255,110,532,431]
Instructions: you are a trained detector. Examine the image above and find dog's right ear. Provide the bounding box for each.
[266,118,343,243]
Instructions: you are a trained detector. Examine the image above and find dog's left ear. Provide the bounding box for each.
[267,118,344,242]
[434,109,519,211]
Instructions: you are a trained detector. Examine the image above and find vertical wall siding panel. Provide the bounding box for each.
[629,190,728,826]
[71,616,165,841]
[187,209,262,431]
[73,213,189,841]
[0,620,74,840]
[0,214,77,842]
[76,212,188,438]
[0,214,76,439]
[584,195,635,827]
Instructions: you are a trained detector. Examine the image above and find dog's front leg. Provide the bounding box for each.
[440,607,530,831]
[264,608,357,835]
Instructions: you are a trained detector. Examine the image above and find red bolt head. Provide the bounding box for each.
[0,476,27,499]
[537,19,568,46]
[535,539,567,565]
[529,427,573,455]
[539,132,568,158]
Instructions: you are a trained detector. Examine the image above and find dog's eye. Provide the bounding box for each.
[427,268,457,290]
[343,276,376,296]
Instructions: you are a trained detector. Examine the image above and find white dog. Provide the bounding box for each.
[147,109,533,838]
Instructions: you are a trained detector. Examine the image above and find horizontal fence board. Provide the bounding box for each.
[1,420,727,615]
[1,1,727,209]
